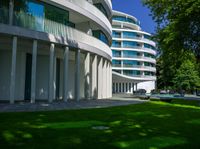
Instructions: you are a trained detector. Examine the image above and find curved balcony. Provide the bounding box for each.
[113,65,156,72]
[111,47,156,56]
[112,57,156,64]
[105,0,112,8]
[113,37,156,47]
[0,10,112,59]
[112,20,141,31]
[48,0,112,39]
[112,71,156,81]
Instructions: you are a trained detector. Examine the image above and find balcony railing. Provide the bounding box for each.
[113,54,121,57]
[122,55,142,58]
[112,64,122,67]
[123,36,142,40]
[3,11,112,56]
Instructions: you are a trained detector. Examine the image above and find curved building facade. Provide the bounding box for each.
[112,11,157,93]
[0,0,112,103]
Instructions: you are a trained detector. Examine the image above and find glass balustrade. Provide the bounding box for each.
[112,16,140,26]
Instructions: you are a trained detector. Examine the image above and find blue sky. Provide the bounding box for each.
[112,0,156,34]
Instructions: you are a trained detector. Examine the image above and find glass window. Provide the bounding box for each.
[112,31,121,38]
[13,0,73,34]
[112,60,121,65]
[144,43,156,50]
[123,70,141,76]
[93,30,109,45]
[112,41,121,47]
[0,0,9,24]
[112,16,140,25]
[144,53,155,58]
[123,41,140,48]
[94,3,108,18]
[112,50,121,57]
[144,34,152,40]
[123,32,141,39]
[123,51,139,57]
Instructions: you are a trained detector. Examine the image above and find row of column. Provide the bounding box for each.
[9,36,112,104]
[112,82,138,94]
[97,58,112,99]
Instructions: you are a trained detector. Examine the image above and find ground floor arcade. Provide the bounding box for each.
[0,34,112,103]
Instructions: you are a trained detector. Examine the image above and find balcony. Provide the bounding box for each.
[112,64,122,67]
[0,9,112,58]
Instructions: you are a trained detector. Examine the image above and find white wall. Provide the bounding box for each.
[0,51,26,101]
[36,55,49,100]
[0,51,11,100]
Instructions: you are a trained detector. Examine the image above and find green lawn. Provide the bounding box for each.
[1,100,200,149]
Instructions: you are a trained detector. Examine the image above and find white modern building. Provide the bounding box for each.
[0,0,112,103]
[112,11,157,94]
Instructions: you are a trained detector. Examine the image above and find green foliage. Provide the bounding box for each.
[173,59,200,91]
[143,0,200,89]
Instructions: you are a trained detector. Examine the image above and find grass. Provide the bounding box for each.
[0,100,200,149]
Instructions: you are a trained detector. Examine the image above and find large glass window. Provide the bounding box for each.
[112,60,121,65]
[123,41,141,48]
[123,60,140,67]
[144,62,155,67]
[144,53,155,58]
[123,70,141,76]
[112,31,121,38]
[144,34,152,40]
[112,16,140,25]
[93,30,109,45]
[144,43,156,50]
[144,71,155,76]
[112,50,121,57]
[123,51,140,58]
[112,41,121,47]
[0,0,9,24]
[94,3,108,18]
[123,32,141,39]
[13,0,74,34]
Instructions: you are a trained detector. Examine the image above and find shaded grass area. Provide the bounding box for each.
[151,98,200,106]
[0,101,200,149]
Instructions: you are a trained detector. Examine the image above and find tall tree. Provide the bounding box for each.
[173,59,200,92]
[143,0,200,57]
[143,0,200,89]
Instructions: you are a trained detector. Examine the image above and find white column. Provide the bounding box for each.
[104,60,107,98]
[31,40,37,103]
[121,83,123,93]
[9,36,17,104]
[63,47,69,102]
[118,83,120,93]
[131,83,133,93]
[91,55,97,99]
[110,63,113,97]
[97,57,103,99]
[84,52,90,99]
[108,62,111,97]
[48,43,55,103]
[9,0,14,25]
[136,83,138,91]
[75,49,80,101]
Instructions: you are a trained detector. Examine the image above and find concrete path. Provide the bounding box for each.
[0,98,146,113]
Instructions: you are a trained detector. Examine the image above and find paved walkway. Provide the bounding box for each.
[0,97,145,113]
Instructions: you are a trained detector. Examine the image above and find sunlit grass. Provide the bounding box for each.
[0,100,200,149]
